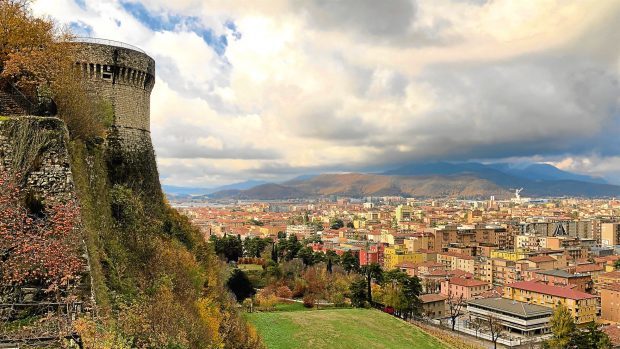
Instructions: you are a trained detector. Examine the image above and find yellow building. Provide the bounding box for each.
[490,249,527,262]
[404,234,432,252]
[504,281,599,325]
[601,223,620,247]
[383,245,424,270]
[395,204,414,222]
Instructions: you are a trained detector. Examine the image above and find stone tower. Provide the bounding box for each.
[72,38,161,198]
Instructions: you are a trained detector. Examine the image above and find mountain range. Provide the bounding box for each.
[166,162,620,200]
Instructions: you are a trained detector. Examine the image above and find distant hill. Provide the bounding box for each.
[209,183,308,200]
[163,180,267,196]
[207,162,620,200]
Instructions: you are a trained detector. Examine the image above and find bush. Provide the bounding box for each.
[275,286,293,299]
[256,292,278,311]
[302,295,315,308]
[292,278,306,298]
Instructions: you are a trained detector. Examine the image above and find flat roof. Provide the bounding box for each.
[468,298,552,319]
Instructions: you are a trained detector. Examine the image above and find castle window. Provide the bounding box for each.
[102,65,113,80]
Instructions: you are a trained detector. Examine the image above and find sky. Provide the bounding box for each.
[32,0,620,187]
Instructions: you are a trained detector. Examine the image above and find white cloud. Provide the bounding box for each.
[32,0,620,186]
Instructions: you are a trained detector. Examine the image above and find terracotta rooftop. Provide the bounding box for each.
[506,281,597,300]
[419,294,448,303]
[447,277,488,287]
[599,270,620,280]
[527,255,556,263]
[574,263,604,273]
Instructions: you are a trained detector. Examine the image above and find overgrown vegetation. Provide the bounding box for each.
[69,140,263,348]
[0,0,111,140]
[1,1,264,347]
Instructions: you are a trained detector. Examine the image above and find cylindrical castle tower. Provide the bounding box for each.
[71,38,162,199]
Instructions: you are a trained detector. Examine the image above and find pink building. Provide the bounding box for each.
[440,277,489,300]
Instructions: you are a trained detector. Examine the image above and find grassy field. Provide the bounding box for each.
[246,308,450,349]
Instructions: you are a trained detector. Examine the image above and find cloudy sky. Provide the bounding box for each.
[33,0,620,187]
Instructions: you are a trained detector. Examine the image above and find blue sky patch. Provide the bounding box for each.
[119,0,234,55]
[74,0,86,10]
[69,21,93,37]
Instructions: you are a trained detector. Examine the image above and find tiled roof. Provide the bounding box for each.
[574,264,604,273]
[599,270,620,280]
[447,277,488,287]
[419,294,448,303]
[527,255,556,263]
[506,281,597,300]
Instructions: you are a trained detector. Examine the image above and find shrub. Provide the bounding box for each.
[275,285,293,299]
[256,292,278,311]
[292,278,306,298]
[302,295,315,308]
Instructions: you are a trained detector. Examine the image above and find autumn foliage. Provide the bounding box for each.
[0,170,84,294]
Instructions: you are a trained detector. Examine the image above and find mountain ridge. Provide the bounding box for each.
[203,162,620,200]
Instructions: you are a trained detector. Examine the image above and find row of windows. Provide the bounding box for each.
[74,62,153,89]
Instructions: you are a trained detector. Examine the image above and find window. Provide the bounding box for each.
[102,65,113,80]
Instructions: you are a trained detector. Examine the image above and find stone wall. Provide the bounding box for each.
[0,117,76,201]
[72,40,155,133]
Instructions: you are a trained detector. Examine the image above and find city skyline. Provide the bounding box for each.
[33,0,620,187]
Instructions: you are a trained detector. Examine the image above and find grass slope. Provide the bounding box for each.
[246,308,449,349]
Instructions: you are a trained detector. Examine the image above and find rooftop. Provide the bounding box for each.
[536,269,586,279]
[419,294,448,303]
[468,297,552,319]
[506,281,597,300]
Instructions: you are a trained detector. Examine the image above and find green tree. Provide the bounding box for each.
[545,303,576,349]
[330,218,344,230]
[276,234,303,261]
[614,259,620,270]
[297,246,315,266]
[210,235,243,262]
[341,250,359,274]
[361,263,383,304]
[570,322,612,349]
[349,278,367,308]
[381,269,422,320]
[243,237,269,258]
[226,269,256,302]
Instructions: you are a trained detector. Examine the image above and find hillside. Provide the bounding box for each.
[209,172,620,200]
[246,308,450,349]
[209,173,511,199]
[0,116,262,348]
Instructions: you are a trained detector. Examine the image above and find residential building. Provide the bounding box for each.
[419,294,448,319]
[600,284,620,323]
[441,277,489,300]
[503,281,600,325]
[383,245,423,270]
[602,223,620,247]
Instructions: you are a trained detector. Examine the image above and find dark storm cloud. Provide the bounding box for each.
[295,0,457,46]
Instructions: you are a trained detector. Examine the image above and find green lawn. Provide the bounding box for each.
[238,263,264,272]
[246,308,450,349]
